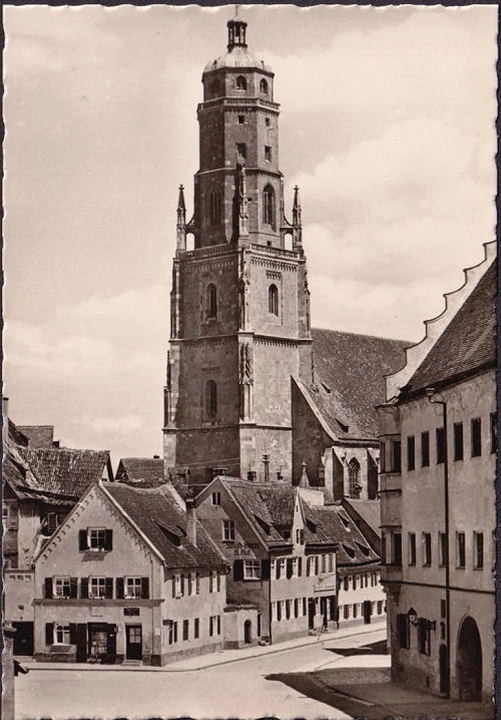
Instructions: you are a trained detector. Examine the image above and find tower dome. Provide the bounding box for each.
[203,14,272,74]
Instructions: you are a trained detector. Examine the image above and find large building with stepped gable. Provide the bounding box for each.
[163,14,408,493]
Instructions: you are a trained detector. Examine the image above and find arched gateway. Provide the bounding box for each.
[456,616,482,701]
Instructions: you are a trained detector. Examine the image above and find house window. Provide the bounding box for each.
[168,621,178,644]
[343,605,349,620]
[194,618,200,639]
[90,577,112,599]
[206,380,218,419]
[209,615,221,636]
[173,573,183,598]
[268,284,279,316]
[276,558,286,579]
[392,533,402,567]
[436,427,446,464]
[456,532,466,568]
[285,599,291,620]
[183,619,189,641]
[243,560,261,580]
[208,191,221,227]
[54,577,72,598]
[206,284,217,319]
[353,604,358,619]
[471,418,482,457]
[87,528,112,551]
[236,75,247,90]
[422,533,432,567]
[262,184,275,226]
[260,78,268,94]
[348,458,361,498]
[343,577,349,591]
[238,114,245,124]
[407,436,415,471]
[408,533,416,566]
[211,492,221,506]
[453,422,464,461]
[391,440,402,472]
[265,117,270,127]
[125,577,143,599]
[209,570,220,592]
[397,613,410,649]
[418,619,431,655]
[276,601,282,621]
[237,143,247,159]
[473,532,484,569]
[222,520,235,542]
[46,512,58,534]
[295,528,305,544]
[421,431,430,467]
[490,412,497,454]
[55,625,71,644]
[264,145,272,162]
[439,532,447,567]
[328,554,334,572]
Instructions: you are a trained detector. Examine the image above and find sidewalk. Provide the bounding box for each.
[19,618,386,673]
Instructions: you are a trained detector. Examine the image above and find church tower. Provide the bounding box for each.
[164,14,312,484]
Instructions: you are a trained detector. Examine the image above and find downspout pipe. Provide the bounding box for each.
[426,387,450,697]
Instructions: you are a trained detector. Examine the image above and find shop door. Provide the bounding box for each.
[12,622,34,656]
[75,624,87,663]
[363,600,372,624]
[308,598,315,630]
[126,625,142,660]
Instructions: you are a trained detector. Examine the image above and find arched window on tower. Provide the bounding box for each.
[348,459,362,499]
[262,185,275,227]
[206,284,217,320]
[260,78,268,95]
[208,190,221,227]
[236,75,247,90]
[268,284,279,316]
[206,380,218,419]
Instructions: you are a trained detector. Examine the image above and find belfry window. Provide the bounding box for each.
[262,185,275,226]
[206,284,217,319]
[209,190,221,226]
[260,78,268,94]
[236,75,247,90]
[268,284,279,316]
[348,459,361,498]
[206,380,217,419]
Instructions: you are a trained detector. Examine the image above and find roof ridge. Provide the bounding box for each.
[311,327,410,346]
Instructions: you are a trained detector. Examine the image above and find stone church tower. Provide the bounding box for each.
[164,14,312,484]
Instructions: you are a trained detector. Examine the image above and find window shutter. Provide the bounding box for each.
[141,577,149,599]
[45,623,54,646]
[297,557,302,577]
[233,559,244,581]
[261,559,270,580]
[116,577,124,599]
[44,577,53,599]
[105,529,113,551]
[172,577,176,598]
[105,577,113,599]
[275,560,280,580]
[286,558,293,579]
[70,577,78,598]
[79,530,88,551]
[80,577,89,599]
[69,624,77,645]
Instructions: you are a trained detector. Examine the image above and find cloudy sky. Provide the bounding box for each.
[3,4,497,464]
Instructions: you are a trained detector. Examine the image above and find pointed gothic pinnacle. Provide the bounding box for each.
[177,184,186,211]
[293,185,301,210]
[299,461,310,489]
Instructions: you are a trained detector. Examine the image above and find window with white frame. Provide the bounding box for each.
[54,577,71,598]
[222,520,235,542]
[211,492,221,506]
[276,558,286,579]
[173,573,183,597]
[89,528,107,550]
[55,624,71,644]
[90,577,107,599]
[209,570,220,592]
[243,559,260,580]
[328,554,334,572]
[125,577,142,599]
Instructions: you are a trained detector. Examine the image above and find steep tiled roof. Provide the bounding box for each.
[304,503,379,567]
[254,484,296,528]
[305,328,408,441]
[19,448,111,498]
[8,420,29,447]
[404,261,496,395]
[220,479,285,544]
[341,499,382,540]
[17,425,54,449]
[116,457,165,488]
[106,483,225,570]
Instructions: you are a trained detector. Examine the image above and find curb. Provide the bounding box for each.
[19,623,387,673]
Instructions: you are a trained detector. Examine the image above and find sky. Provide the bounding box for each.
[3,4,497,465]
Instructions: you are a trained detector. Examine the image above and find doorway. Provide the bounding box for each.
[126,625,143,661]
[363,600,372,624]
[244,620,252,644]
[88,623,116,664]
[457,616,482,701]
[308,598,315,630]
[439,643,449,695]
[12,622,34,656]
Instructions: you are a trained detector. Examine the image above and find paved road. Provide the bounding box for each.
[15,627,387,719]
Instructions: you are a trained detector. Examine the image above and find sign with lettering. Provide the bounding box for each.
[123,607,140,616]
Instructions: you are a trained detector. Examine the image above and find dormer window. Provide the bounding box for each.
[260,78,268,94]
[236,75,247,90]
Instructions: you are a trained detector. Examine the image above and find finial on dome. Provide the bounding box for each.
[227,6,248,51]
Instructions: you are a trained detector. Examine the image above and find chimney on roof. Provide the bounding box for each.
[186,498,197,547]
[2,396,8,447]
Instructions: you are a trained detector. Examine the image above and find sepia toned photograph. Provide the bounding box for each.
[2,4,497,719]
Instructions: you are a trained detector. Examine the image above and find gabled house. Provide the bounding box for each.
[195,477,339,646]
[33,481,227,665]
